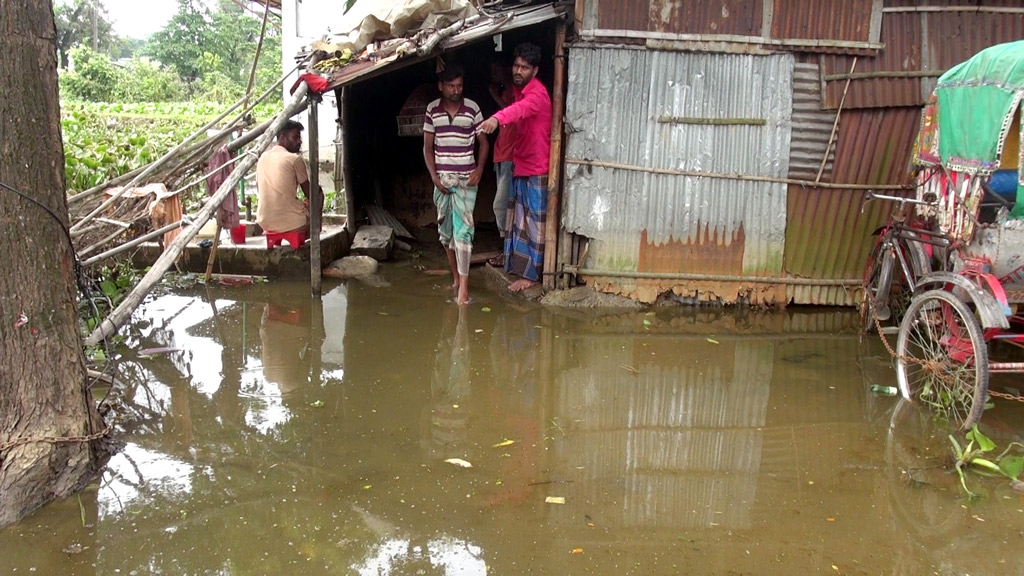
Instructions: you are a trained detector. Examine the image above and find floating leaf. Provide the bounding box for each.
[545,496,565,504]
[492,439,515,448]
[999,455,1024,480]
[967,425,996,452]
[310,400,325,408]
[642,319,652,327]
[444,458,473,468]
[481,307,491,312]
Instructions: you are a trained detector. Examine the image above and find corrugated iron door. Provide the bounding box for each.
[563,47,793,303]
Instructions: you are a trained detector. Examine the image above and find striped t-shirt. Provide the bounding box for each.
[423,98,483,176]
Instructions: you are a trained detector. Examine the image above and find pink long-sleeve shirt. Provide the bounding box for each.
[493,77,551,177]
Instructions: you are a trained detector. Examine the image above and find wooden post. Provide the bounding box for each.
[309,98,322,296]
[203,224,222,283]
[543,22,568,291]
[340,86,356,230]
[333,88,345,214]
[85,84,311,347]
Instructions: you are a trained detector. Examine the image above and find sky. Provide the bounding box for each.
[103,0,179,39]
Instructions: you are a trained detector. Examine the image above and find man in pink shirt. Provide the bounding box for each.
[479,43,552,293]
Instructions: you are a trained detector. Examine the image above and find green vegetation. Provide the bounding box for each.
[59,0,284,193]
[949,425,1024,497]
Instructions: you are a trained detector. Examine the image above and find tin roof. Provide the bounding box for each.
[315,3,567,91]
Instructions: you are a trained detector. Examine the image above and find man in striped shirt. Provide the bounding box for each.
[423,64,490,305]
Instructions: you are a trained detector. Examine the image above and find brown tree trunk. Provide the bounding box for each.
[0,1,108,528]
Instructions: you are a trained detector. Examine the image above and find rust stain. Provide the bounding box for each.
[587,224,786,305]
[649,0,761,36]
[638,223,745,275]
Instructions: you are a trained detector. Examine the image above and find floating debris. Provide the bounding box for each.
[444,458,472,468]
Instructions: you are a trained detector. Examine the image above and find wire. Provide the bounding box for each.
[0,179,76,251]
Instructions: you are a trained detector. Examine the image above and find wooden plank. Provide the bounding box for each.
[365,204,414,239]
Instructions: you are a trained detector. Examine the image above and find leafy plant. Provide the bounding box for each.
[61,99,281,193]
[949,425,1024,497]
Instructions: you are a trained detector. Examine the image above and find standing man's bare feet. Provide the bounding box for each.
[507,278,538,293]
[456,274,470,304]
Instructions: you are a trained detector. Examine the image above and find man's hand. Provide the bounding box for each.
[468,167,484,187]
[478,117,500,135]
[432,175,450,194]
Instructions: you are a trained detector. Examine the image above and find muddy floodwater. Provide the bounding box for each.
[3,263,1024,575]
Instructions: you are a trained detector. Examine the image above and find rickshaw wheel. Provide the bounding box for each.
[895,289,988,430]
[861,234,930,333]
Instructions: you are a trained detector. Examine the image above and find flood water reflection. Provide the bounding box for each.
[3,265,1024,575]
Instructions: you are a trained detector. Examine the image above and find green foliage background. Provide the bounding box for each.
[58,0,284,192]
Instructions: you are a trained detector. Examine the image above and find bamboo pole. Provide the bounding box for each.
[245,2,270,101]
[85,84,311,347]
[81,219,188,267]
[76,219,132,258]
[564,158,910,190]
[816,57,856,184]
[309,97,322,296]
[823,69,944,82]
[543,23,567,291]
[70,97,248,234]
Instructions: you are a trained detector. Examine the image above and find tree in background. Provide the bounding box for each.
[60,46,186,102]
[145,0,212,86]
[145,0,282,101]
[1,0,109,527]
[54,0,116,68]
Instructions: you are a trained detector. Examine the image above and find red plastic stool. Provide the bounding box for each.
[265,229,308,249]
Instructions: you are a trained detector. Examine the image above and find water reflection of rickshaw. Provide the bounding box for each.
[862,41,1024,430]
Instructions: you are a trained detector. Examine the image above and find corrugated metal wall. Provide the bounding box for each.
[822,1,1024,108]
[768,0,876,43]
[563,47,793,303]
[788,61,835,180]
[582,0,877,51]
[784,107,921,305]
[650,0,762,36]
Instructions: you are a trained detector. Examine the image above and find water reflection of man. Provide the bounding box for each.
[483,307,540,506]
[423,305,472,457]
[260,302,310,396]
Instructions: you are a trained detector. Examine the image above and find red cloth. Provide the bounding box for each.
[206,145,240,229]
[493,86,517,163]
[290,73,330,95]
[493,77,551,177]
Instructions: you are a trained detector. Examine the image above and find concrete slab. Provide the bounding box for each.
[351,225,394,261]
[131,220,351,279]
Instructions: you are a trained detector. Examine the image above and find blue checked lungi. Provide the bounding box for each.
[503,175,547,282]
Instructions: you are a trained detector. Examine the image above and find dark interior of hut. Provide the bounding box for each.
[345,21,558,243]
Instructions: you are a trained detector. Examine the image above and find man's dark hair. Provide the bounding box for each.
[439,64,464,83]
[514,43,542,68]
[281,119,304,134]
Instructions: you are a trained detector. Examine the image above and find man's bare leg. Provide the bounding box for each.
[445,247,460,291]
[508,278,539,293]
[456,274,470,305]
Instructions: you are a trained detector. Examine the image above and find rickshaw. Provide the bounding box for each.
[862,40,1024,430]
